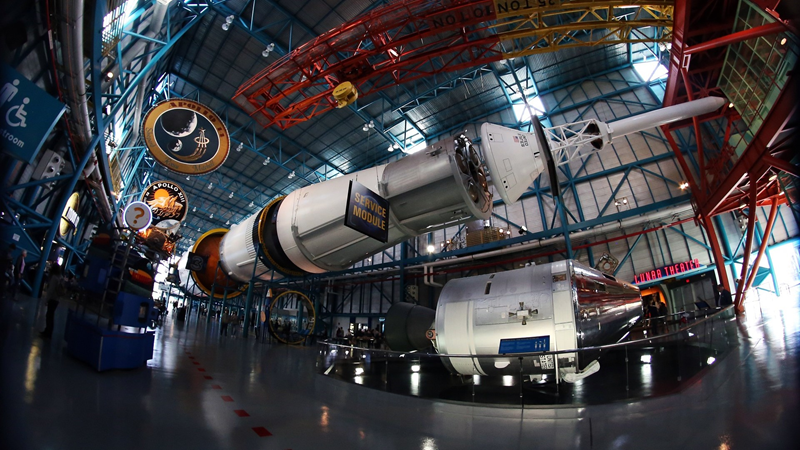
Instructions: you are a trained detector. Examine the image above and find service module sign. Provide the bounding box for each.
[344,180,389,243]
[142,100,230,175]
[1,63,66,164]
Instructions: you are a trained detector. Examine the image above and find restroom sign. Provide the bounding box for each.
[344,180,390,243]
[1,63,66,164]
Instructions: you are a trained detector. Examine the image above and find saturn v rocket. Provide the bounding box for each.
[185,97,725,307]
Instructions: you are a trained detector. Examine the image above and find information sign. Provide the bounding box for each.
[344,180,390,243]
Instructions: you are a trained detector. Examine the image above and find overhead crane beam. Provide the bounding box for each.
[233,0,673,129]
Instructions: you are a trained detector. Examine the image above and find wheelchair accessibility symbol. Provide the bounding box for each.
[1,79,30,128]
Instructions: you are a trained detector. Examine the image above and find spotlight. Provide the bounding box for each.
[506,230,511,235]
[519,226,528,235]
[197,227,200,232]
[229,192,234,198]
[388,145,393,152]
[225,220,230,225]
[768,173,777,181]
[221,22,230,31]
[207,182,213,189]
[236,142,243,152]
[226,15,235,23]
[728,102,734,108]
[263,157,270,165]
[392,142,400,149]
[105,71,114,80]
[679,181,690,190]
[362,124,369,132]
[209,213,213,219]
[262,49,270,57]
[780,37,787,46]
[248,201,254,208]
[192,206,197,212]
[368,120,374,129]
[186,175,190,181]
[426,244,435,254]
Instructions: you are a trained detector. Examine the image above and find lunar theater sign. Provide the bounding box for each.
[140,180,188,228]
[142,100,230,175]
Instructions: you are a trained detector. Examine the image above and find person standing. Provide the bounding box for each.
[1,243,15,298]
[9,249,27,300]
[647,300,660,336]
[716,284,733,307]
[41,264,64,338]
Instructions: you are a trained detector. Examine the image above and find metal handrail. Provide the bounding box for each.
[318,305,734,360]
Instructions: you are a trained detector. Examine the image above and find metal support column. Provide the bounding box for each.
[744,197,780,292]
[734,184,758,312]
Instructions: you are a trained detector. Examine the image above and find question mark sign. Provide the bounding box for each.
[133,207,145,222]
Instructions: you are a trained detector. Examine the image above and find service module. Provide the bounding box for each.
[344,180,390,243]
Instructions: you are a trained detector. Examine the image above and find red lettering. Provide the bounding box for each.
[679,263,685,272]
[656,269,663,279]
[693,259,699,269]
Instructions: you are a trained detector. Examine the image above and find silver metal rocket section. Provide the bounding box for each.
[433,261,642,380]
[217,134,492,281]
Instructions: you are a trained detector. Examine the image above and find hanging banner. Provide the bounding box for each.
[1,63,66,164]
[59,192,81,237]
[124,201,153,231]
[142,100,230,175]
[140,180,188,228]
[344,180,390,243]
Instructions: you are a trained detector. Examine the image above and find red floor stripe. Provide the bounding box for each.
[197,368,206,372]
[192,361,200,365]
[252,427,272,437]
[221,395,234,402]
[189,356,195,359]
[234,410,250,417]
[204,376,213,380]
[211,385,222,389]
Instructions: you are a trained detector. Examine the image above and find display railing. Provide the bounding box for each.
[316,306,737,406]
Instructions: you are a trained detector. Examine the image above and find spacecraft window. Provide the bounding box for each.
[484,282,492,295]
[602,273,617,282]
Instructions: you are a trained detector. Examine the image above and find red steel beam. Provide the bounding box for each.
[699,79,797,216]
[762,155,800,178]
[744,196,780,291]
[683,21,787,54]
[701,215,731,293]
[734,185,758,312]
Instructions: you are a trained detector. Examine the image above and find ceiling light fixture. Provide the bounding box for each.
[780,37,787,46]
[679,181,690,190]
[225,220,230,225]
[263,156,270,165]
[262,43,275,57]
[362,124,369,132]
[105,71,114,80]
[387,145,393,152]
[248,201,254,207]
[207,182,213,189]
[236,142,243,152]
[192,206,197,212]
[728,102,735,108]
[186,175,190,181]
[229,192,234,198]
[368,120,374,129]
[209,213,213,219]
[392,142,400,149]
[222,15,234,31]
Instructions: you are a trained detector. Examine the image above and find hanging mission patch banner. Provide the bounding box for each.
[142,100,230,175]
[140,180,188,227]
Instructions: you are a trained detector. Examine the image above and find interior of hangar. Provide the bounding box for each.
[1,0,799,449]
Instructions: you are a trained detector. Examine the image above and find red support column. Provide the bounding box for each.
[744,197,780,291]
[701,215,732,293]
[734,182,759,313]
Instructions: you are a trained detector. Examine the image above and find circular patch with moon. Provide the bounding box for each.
[140,180,188,226]
[142,100,230,175]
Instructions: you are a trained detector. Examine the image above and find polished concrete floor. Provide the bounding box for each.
[1,290,798,450]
